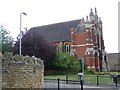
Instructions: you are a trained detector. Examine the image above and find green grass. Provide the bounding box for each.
[84,75,96,83]
[84,75,113,83]
[98,75,113,83]
[45,74,114,83]
[44,71,120,83]
[109,72,120,75]
[45,75,66,80]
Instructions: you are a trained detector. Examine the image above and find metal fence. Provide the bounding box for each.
[44,78,83,90]
[67,75,119,87]
[44,75,120,89]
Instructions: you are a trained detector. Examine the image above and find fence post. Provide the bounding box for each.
[80,79,83,90]
[58,78,60,90]
[115,76,117,87]
[78,75,79,80]
[66,75,68,84]
[97,75,99,86]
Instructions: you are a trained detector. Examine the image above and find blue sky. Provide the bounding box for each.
[0,0,119,53]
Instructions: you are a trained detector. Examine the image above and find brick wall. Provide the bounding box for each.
[70,26,104,72]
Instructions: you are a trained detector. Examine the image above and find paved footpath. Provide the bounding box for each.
[44,80,120,90]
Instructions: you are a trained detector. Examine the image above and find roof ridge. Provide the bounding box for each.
[30,19,81,29]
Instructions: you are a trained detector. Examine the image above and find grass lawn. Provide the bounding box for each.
[45,75,66,80]
[44,72,120,83]
[109,72,120,75]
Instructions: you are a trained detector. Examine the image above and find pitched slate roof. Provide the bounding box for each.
[27,19,83,42]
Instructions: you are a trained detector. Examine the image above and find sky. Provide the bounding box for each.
[0,0,119,53]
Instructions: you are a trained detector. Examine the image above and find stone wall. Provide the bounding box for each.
[107,53,119,71]
[1,52,44,89]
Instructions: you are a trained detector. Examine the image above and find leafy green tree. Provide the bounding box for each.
[0,25,13,53]
[53,52,81,74]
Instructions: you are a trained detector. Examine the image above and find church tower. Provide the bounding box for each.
[86,8,107,71]
[70,8,108,72]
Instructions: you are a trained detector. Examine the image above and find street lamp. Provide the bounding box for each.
[19,12,27,55]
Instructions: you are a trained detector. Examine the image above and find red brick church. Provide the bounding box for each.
[24,8,108,72]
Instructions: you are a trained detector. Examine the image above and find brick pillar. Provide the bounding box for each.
[98,50,102,72]
[91,56,95,70]
[95,54,99,72]
[85,56,91,69]
[70,28,76,42]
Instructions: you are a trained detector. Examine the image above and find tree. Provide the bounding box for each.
[12,30,57,69]
[52,52,81,74]
[0,25,13,53]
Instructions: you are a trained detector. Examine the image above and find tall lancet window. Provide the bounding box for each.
[64,44,71,53]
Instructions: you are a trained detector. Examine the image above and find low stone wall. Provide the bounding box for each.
[1,52,44,89]
[107,53,119,71]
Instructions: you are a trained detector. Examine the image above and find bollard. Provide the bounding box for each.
[79,75,81,80]
[115,76,117,87]
[97,75,99,86]
[66,75,68,84]
[78,75,79,80]
[80,79,83,90]
[58,78,60,90]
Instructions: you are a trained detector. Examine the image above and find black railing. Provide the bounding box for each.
[45,74,120,89]
[44,78,84,90]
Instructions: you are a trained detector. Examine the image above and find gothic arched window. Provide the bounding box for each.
[64,44,71,53]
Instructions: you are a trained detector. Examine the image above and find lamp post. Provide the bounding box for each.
[79,57,84,80]
[19,12,27,55]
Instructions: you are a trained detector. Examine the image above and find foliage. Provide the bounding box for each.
[12,30,57,69]
[95,72,120,75]
[85,68,95,74]
[0,25,13,53]
[52,52,81,74]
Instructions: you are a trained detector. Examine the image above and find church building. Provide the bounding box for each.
[24,8,108,72]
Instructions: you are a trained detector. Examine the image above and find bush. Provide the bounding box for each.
[95,72,112,75]
[86,68,95,74]
[52,52,81,74]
